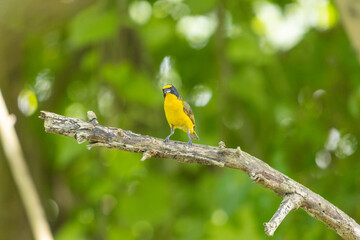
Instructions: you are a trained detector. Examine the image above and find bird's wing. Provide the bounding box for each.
[182,99,195,125]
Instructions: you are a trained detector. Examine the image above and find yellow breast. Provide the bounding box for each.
[164,93,195,133]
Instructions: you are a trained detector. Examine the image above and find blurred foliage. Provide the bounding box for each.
[0,0,360,239]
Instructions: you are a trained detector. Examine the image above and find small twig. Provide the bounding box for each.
[0,91,53,240]
[39,110,360,240]
[140,150,156,161]
[264,193,303,236]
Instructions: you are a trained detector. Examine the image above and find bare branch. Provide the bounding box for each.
[39,110,360,240]
[264,193,303,236]
[0,91,53,240]
[335,0,360,63]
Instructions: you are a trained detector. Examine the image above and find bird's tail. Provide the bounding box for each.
[190,131,199,140]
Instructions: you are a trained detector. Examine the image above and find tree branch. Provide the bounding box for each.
[0,91,53,240]
[264,193,302,236]
[335,0,360,63]
[39,110,360,239]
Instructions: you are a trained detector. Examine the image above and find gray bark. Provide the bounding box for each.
[40,110,360,239]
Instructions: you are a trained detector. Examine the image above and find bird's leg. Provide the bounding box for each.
[187,129,192,146]
[164,125,174,143]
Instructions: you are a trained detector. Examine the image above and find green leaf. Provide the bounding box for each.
[101,63,162,106]
[68,3,118,49]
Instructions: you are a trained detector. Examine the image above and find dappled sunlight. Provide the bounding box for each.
[98,87,115,118]
[325,129,358,158]
[274,105,293,127]
[325,128,341,151]
[129,1,152,25]
[336,134,357,159]
[176,13,218,49]
[2,0,359,238]
[253,1,308,51]
[316,128,358,169]
[312,89,326,99]
[191,85,212,107]
[158,56,182,88]
[299,0,338,30]
[34,69,53,102]
[17,89,38,116]
[315,150,331,169]
[252,0,338,52]
[153,0,190,20]
[17,65,53,116]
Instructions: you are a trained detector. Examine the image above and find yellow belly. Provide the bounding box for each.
[164,94,194,133]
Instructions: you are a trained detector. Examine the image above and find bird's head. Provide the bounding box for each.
[162,84,180,98]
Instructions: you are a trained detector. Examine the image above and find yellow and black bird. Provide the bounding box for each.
[162,84,199,145]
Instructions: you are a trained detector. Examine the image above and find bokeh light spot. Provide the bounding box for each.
[153,0,190,20]
[98,87,115,118]
[324,128,340,151]
[315,150,331,169]
[18,89,38,116]
[313,89,326,99]
[323,128,357,160]
[176,13,218,49]
[129,1,152,25]
[252,0,338,52]
[336,134,357,159]
[158,56,182,88]
[34,69,53,102]
[191,85,212,107]
[274,105,293,127]
[313,1,338,30]
[211,209,228,226]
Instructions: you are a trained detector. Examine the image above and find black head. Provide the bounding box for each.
[162,84,180,98]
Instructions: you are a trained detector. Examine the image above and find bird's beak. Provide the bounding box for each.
[163,89,171,94]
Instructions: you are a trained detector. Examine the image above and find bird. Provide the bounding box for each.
[162,84,199,146]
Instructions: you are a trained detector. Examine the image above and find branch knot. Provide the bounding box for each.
[218,141,226,149]
[87,111,98,125]
[75,132,89,144]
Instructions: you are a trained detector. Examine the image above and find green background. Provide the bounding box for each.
[0,0,359,239]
